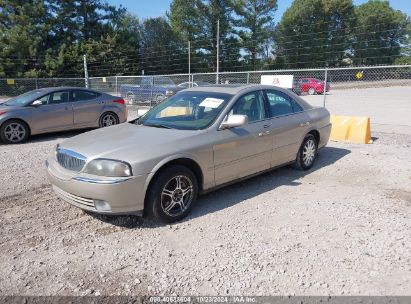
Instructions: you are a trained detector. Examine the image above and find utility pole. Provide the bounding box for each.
[83,54,89,88]
[216,20,220,84]
[188,41,191,87]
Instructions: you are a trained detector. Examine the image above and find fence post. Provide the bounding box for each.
[323,68,328,107]
[246,72,250,84]
[115,76,118,96]
[83,54,89,88]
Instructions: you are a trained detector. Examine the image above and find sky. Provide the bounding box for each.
[108,0,411,21]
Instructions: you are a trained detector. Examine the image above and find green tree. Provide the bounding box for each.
[323,0,355,66]
[233,0,277,70]
[275,0,354,68]
[139,17,186,74]
[0,0,51,77]
[394,25,411,65]
[353,0,409,65]
[275,0,326,68]
[169,0,240,73]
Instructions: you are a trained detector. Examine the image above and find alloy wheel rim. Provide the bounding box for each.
[161,175,194,217]
[309,88,315,95]
[302,139,316,166]
[102,114,116,127]
[4,123,26,142]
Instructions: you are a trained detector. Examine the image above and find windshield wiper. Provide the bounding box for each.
[144,123,173,129]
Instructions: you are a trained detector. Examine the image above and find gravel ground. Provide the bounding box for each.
[0,126,410,296]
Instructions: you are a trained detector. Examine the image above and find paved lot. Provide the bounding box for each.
[303,86,411,135]
[0,130,410,295]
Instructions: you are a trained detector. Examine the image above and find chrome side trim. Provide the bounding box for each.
[73,176,133,184]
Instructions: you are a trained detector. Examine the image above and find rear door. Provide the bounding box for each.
[32,90,74,132]
[70,89,103,128]
[263,89,310,167]
[213,90,273,185]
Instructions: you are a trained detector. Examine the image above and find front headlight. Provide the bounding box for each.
[165,90,174,96]
[83,159,132,177]
[51,144,59,159]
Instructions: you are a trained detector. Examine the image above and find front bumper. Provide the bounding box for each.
[46,157,147,214]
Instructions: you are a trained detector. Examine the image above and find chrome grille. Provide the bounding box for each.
[56,148,86,172]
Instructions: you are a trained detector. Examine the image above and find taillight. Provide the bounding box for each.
[113,99,125,105]
[0,110,6,116]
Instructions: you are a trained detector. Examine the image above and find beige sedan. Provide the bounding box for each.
[46,85,331,223]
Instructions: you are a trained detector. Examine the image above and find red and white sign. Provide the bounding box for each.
[261,75,294,89]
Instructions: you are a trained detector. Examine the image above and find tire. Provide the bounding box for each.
[0,119,30,144]
[99,112,119,128]
[293,134,318,171]
[146,165,199,224]
[308,87,316,95]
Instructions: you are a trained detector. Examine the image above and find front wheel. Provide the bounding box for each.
[293,134,318,171]
[0,119,29,144]
[99,112,119,128]
[308,87,316,95]
[146,165,198,223]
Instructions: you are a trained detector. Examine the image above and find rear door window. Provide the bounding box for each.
[264,90,304,117]
[70,90,100,102]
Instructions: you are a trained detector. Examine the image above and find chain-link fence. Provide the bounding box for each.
[1,65,410,105]
[87,65,411,106]
[0,78,85,98]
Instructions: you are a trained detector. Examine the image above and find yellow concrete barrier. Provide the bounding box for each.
[330,115,372,144]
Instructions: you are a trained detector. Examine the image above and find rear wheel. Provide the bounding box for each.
[308,87,316,95]
[293,134,318,171]
[146,165,198,223]
[0,119,29,144]
[99,112,119,128]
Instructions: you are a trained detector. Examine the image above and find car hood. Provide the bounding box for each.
[59,123,204,166]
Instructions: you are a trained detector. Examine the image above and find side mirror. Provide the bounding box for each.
[31,100,43,106]
[220,114,248,130]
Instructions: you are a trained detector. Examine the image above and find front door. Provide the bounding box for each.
[32,90,73,132]
[213,91,273,186]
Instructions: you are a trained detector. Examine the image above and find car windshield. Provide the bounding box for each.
[154,77,175,87]
[4,90,46,106]
[137,91,233,130]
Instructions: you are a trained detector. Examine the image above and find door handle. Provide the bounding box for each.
[263,124,271,128]
[299,122,310,127]
[258,131,271,137]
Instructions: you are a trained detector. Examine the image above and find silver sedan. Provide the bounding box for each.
[0,87,127,144]
[46,84,331,223]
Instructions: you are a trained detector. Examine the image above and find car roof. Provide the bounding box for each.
[183,84,285,95]
[33,87,96,93]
